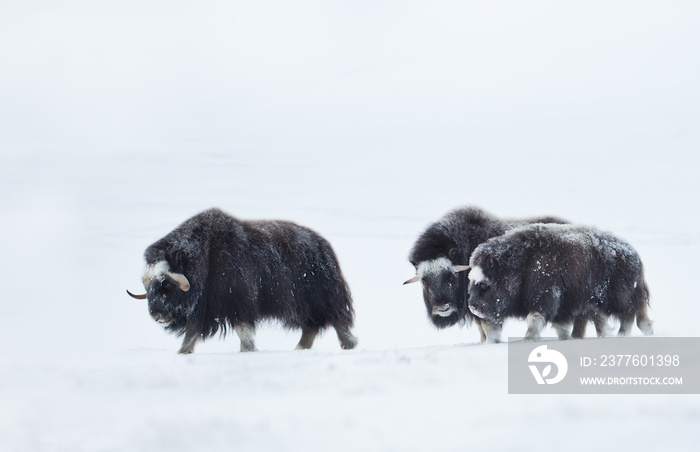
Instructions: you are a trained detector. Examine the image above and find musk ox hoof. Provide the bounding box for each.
[341,338,358,350]
[340,334,359,350]
[638,318,654,336]
[334,325,358,350]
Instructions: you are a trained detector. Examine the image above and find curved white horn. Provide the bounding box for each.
[453,265,470,272]
[403,275,421,285]
[167,272,190,292]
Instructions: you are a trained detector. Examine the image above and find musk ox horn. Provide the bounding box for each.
[167,272,191,292]
[403,275,421,285]
[126,290,148,299]
[453,265,470,272]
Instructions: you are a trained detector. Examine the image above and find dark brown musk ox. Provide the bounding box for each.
[467,223,653,341]
[403,207,568,343]
[127,208,358,354]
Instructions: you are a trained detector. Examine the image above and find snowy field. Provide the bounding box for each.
[2,1,699,451]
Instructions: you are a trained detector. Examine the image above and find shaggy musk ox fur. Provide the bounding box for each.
[127,208,358,354]
[405,207,568,342]
[467,224,653,341]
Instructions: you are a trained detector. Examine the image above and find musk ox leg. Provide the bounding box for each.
[636,305,654,336]
[524,312,546,341]
[481,321,502,344]
[475,318,487,343]
[295,326,320,350]
[593,314,613,337]
[178,331,199,354]
[552,322,571,340]
[235,323,257,352]
[571,315,588,338]
[334,324,358,350]
[617,314,635,336]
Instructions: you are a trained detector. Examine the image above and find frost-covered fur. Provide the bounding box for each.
[467,224,653,341]
[139,208,357,353]
[407,206,568,339]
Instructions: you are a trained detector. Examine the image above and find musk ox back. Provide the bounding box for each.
[127,208,358,353]
[404,207,568,342]
[467,224,653,340]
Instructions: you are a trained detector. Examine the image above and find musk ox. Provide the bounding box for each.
[127,208,358,354]
[403,207,568,343]
[467,223,653,341]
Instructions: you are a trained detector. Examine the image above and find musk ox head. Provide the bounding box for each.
[467,259,518,323]
[127,260,193,330]
[404,256,471,328]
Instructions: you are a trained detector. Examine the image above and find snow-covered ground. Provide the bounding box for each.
[1,1,699,451]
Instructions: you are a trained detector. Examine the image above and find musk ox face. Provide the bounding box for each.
[467,265,513,323]
[412,257,470,328]
[140,260,193,330]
